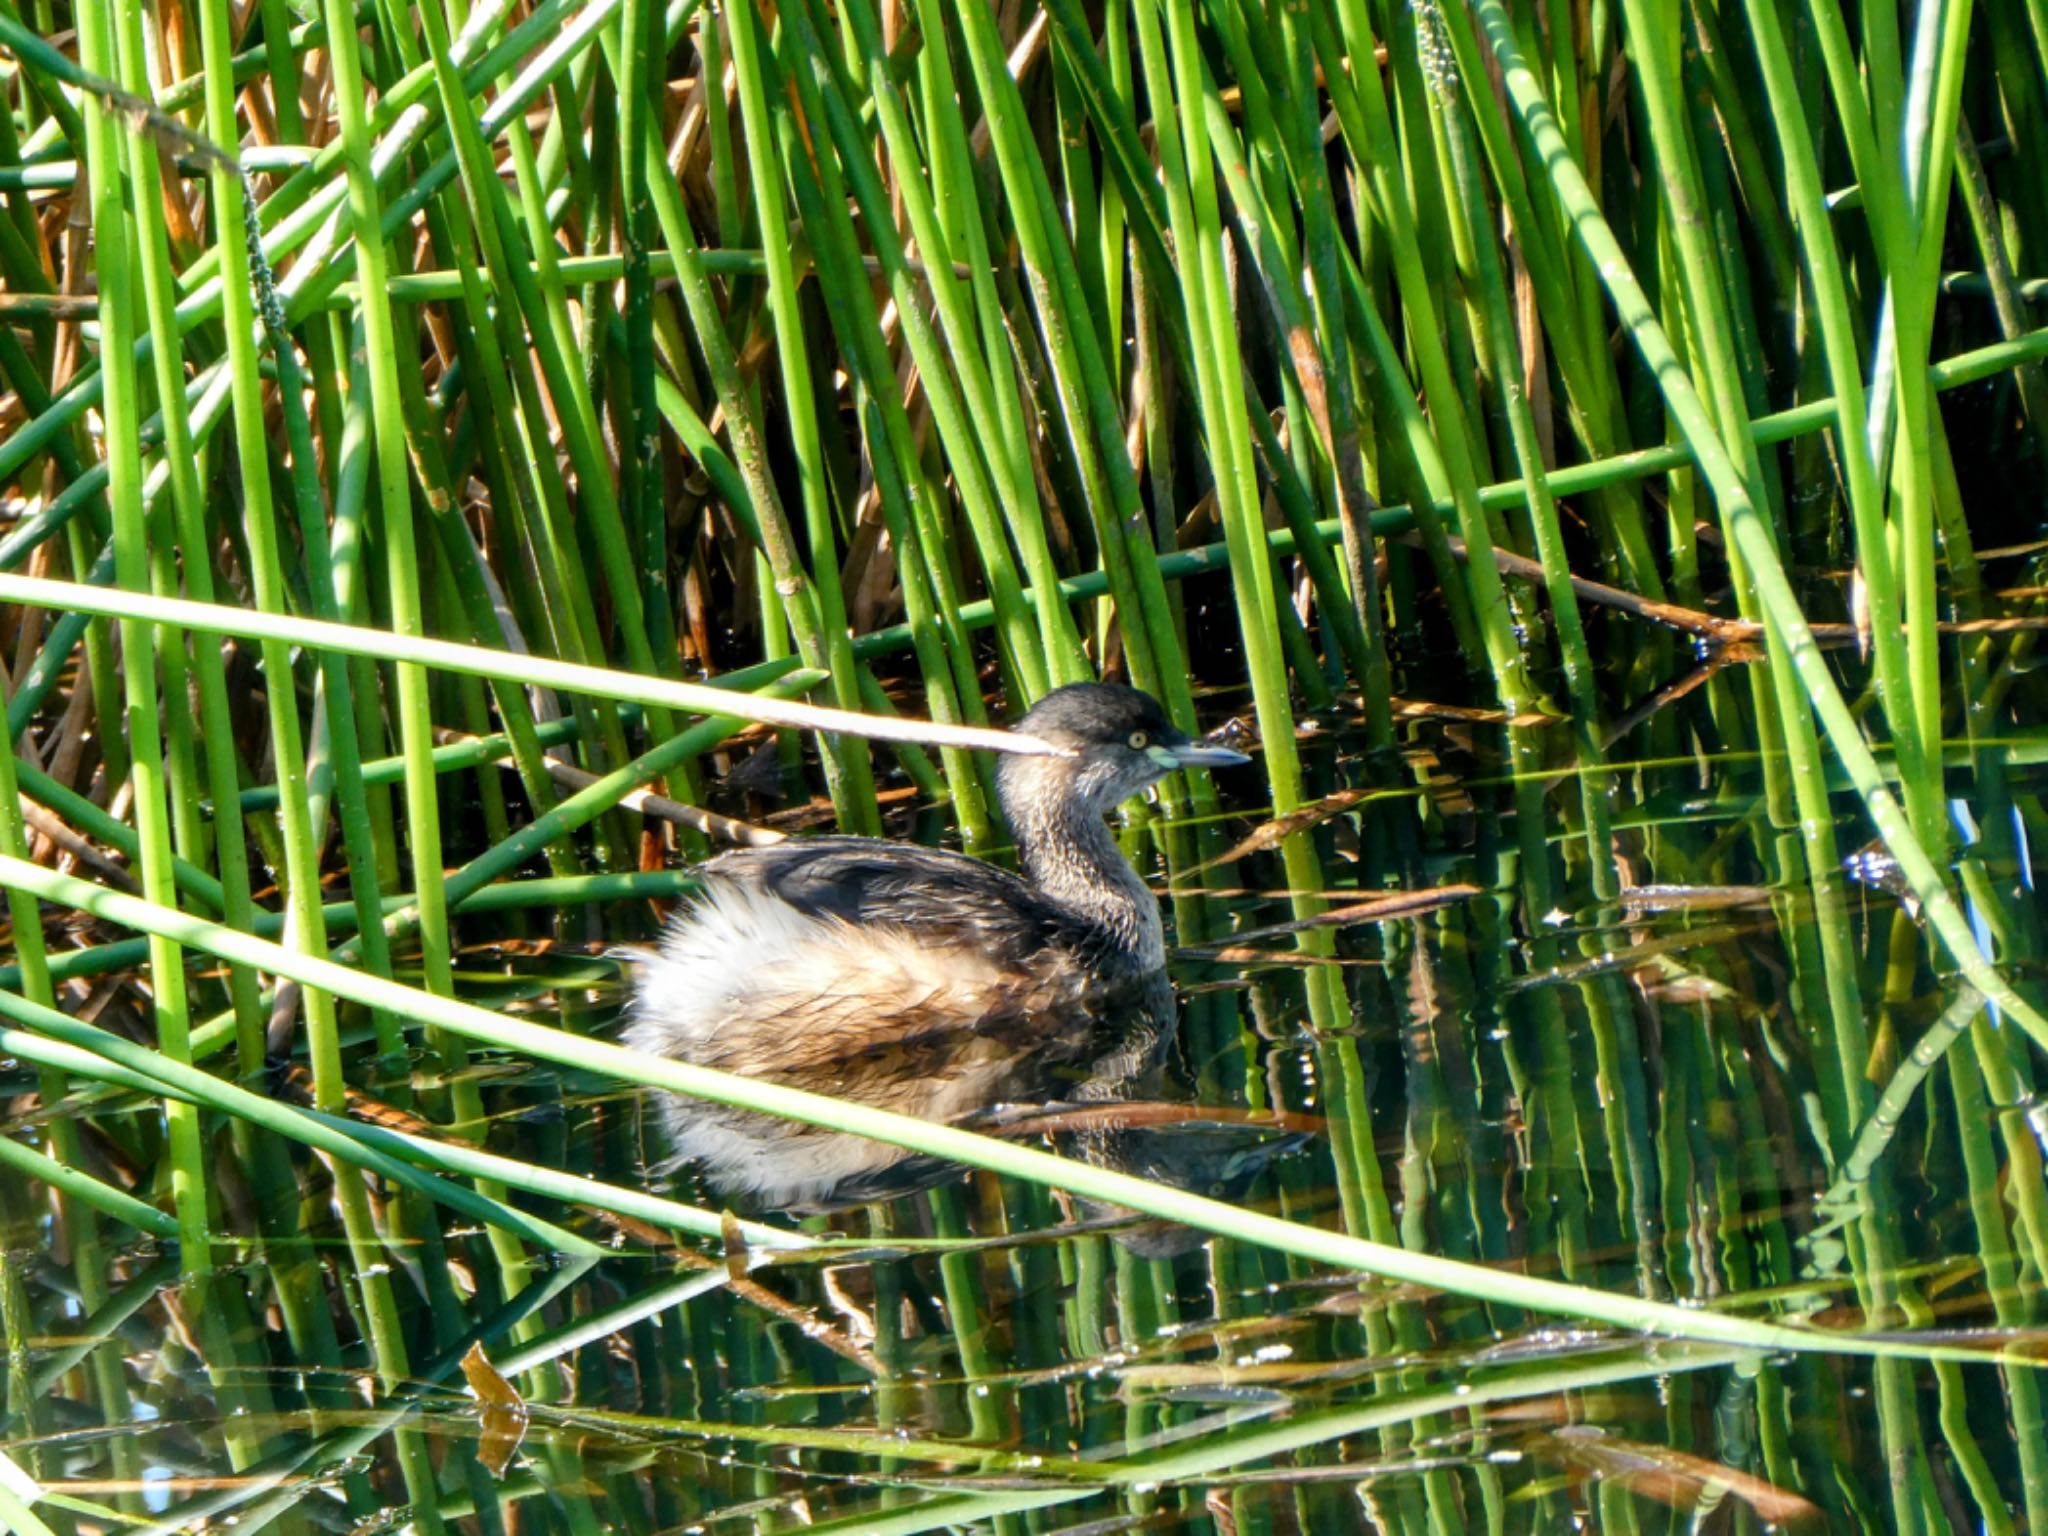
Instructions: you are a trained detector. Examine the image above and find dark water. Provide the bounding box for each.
[7,687,2048,1536]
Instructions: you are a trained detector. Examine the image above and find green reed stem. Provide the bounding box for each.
[327,0,454,1064]
[113,22,265,1060]
[195,0,348,1107]
[1134,0,1334,1005]
[1740,0,1926,828]
[0,575,1064,756]
[766,11,992,836]
[0,1132,181,1239]
[75,0,207,1263]
[914,10,1093,691]
[794,0,1048,703]
[0,992,602,1259]
[0,1000,798,1252]
[948,0,1186,717]
[722,0,878,832]
[1424,22,1617,901]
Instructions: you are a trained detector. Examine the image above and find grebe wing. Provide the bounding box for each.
[701,837,1082,962]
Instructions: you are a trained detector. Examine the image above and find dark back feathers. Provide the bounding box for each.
[704,838,1097,967]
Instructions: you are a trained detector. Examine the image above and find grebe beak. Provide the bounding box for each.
[1148,740,1252,771]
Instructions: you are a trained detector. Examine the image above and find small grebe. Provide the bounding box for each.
[624,683,1250,1207]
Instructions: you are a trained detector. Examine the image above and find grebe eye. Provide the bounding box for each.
[1128,730,1150,750]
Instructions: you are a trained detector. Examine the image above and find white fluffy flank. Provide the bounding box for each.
[619,881,1015,1207]
[621,881,842,1063]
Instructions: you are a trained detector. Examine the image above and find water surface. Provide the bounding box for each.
[7,684,2048,1535]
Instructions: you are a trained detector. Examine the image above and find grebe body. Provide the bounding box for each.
[623,684,1248,1208]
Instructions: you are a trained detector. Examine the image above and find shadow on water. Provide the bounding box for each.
[8,688,2048,1535]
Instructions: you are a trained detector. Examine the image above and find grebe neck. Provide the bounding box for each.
[1000,762,1164,968]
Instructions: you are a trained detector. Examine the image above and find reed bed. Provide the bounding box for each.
[2,0,2048,1528]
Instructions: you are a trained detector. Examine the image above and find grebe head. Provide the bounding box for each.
[1000,684,1251,819]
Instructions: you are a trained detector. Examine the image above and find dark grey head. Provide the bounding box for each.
[999,683,1251,817]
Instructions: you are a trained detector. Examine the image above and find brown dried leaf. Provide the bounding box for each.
[1534,1426,1823,1527]
[460,1342,529,1478]
[1192,787,1373,873]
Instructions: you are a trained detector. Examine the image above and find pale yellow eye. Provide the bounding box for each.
[1128,730,1150,749]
